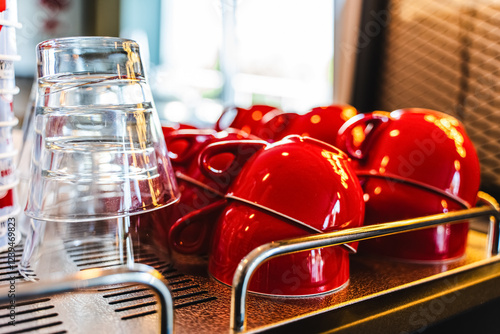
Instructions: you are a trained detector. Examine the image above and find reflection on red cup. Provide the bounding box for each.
[359,178,469,261]
[255,112,300,142]
[215,105,282,138]
[0,187,13,207]
[0,187,17,225]
[166,128,261,175]
[169,199,226,255]
[127,203,178,260]
[97,187,178,261]
[195,135,364,296]
[337,108,480,262]
[165,129,264,255]
[263,105,358,145]
[161,122,197,139]
[165,129,217,174]
[211,202,350,296]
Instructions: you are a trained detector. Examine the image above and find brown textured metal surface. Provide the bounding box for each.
[253,259,500,334]
[0,222,498,333]
[376,0,500,190]
[168,227,496,333]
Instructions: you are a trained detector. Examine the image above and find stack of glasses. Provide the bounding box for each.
[18,37,180,280]
[0,0,21,252]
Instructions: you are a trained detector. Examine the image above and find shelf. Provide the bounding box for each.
[0,194,498,334]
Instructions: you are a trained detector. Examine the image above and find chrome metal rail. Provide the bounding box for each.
[1,194,498,334]
[0,264,174,334]
[230,192,500,332]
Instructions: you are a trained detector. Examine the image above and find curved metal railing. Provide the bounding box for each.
[230,192,500,332]
[0,264,174,334]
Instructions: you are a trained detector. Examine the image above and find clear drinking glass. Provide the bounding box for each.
[19,37,180,280]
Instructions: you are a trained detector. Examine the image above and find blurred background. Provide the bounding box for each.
[15,0,334,128]
[13,0,500,196]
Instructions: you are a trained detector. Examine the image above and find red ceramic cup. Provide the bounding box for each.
[210,202,350,296]
[196,135,365,296]
[214,105,283,137]
[359,178,469,261]
[255,112,300,142]
[0,188,14,208]
[169,199,227,255]
[263,105,358,145]
[161,123,198,140]
[165,129,266,254]
[0,187,16,218]
[127,203,178,259]
[165,129,218,174]
[337,108,481,262]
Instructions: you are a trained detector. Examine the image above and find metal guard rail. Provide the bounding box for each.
[0,264,174,334]
[230,191,500,332]
[0,193,497,334]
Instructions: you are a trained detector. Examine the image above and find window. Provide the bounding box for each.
[126,0,335,127]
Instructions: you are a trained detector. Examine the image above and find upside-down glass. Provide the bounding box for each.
[19,37,180,280]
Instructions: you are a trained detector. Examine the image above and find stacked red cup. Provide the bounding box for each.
[337,109,480,262]
[168,135,365,296]
[0,0,20,251]
[165,128,264,255]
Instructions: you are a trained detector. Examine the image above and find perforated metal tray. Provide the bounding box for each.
[0,199,500,334]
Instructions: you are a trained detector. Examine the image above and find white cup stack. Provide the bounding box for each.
[0,0,21,251]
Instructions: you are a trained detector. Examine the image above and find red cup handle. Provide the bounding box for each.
[199,139,268,187]
[337,111,392,160]
[165,130,216,166]
[169,199,227,254]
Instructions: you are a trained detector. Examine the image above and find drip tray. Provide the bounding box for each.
[1,220,500,334]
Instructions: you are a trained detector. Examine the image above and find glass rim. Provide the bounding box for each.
[24,194,181,223]
[37,36,140,51]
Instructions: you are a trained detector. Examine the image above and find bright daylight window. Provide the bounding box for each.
[137,0,334,127]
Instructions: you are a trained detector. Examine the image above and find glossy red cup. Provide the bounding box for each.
[165,129,264,254]
[165,129,217,174]
[337,108,481,262]
[94,188,177,262]
[127,203,178,259]
[0,185,20,252]
[359,178,469,261]
[195,135,364,296]
[210,202,350,296]
[0,186,17,220]
[161,122,197,140]
[263,105,358,145]
[214,105,283,138]
[0,187,14,208]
